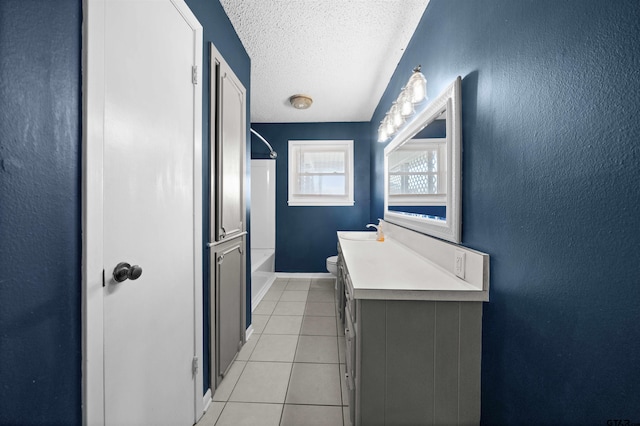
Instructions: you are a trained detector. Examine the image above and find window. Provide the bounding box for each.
[288,140,354,206]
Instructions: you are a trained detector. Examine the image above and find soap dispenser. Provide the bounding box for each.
[376,219,384,242]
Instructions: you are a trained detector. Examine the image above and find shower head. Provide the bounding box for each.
[269,151,278,159]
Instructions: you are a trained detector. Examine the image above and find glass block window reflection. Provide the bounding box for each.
[288,140,354,206]
[387,139,447,207]
[389,149,439,195]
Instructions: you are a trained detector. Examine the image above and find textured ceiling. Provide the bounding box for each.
[219,0,430,123]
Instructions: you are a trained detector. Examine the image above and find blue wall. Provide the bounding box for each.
[4,0,639,422]
[0,0,82,424]
[0,1,250,422]
[184,0,252,395]
[251,123,371,272]
[371,0,640,423]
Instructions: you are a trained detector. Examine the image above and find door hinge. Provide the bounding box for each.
[192,65,198,85]
[192,356,199,376]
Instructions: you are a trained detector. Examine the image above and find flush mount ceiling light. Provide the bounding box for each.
[289,94,313,110]
[378,65,428,142]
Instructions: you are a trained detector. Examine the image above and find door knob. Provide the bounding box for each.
[113,262,143,283]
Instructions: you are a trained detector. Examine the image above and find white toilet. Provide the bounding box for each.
[326,255,338,276]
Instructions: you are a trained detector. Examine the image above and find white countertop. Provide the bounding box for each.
[338,231,488,301]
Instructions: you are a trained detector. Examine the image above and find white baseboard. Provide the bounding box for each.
[202,388,212,415]
[245,324,254,342]
[251,274,276,312]
[275,272,335,279]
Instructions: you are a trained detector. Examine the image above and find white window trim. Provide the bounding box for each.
[288,140,355,206]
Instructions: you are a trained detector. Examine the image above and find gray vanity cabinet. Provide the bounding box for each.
[336,245,346,327]
[212,237,245,387]
[339,251,483,425]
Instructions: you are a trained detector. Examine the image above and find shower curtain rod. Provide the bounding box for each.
[250,128,277,159]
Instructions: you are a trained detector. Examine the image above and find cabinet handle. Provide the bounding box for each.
[345,372,354,391]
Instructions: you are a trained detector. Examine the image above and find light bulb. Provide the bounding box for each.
[408,69,427,103]
[384,115,395,135]
[378,123,388,142]
[399,89,414,116]
[391,103,404,127]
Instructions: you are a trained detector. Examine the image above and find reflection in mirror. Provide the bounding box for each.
[384,77,461,242]
[388,118,446,220]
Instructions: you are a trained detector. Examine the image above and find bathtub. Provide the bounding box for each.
[251,248,276,311]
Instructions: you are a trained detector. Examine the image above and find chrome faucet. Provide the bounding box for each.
[366,221,385,242]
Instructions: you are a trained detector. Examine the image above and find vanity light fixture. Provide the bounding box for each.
[377,65,427,143]
[289,94,313,110]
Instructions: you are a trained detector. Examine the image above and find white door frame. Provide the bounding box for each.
[81,0,204,424]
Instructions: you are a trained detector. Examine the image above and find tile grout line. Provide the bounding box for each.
[279,284,306,425]
[269,279,287,420]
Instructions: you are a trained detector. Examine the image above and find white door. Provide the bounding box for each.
[102,1,201,424]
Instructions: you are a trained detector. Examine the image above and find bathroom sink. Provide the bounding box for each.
[338,232,378,241]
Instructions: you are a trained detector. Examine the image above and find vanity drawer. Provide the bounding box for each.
[338,250,349,275]
[345,370,356,426]
[344,274,356,323]
[345,305,356,378]
[344,306,357,426]
[336,263,345,324]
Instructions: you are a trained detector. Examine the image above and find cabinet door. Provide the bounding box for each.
[344,306,354,374]
[345,369,356,426]
[210,43,246,241]
[336,257,345,325]
[214,239,244,385]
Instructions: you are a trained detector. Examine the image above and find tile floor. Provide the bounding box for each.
[197,277,351,426]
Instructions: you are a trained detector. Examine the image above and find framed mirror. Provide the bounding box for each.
[384,76,462,243]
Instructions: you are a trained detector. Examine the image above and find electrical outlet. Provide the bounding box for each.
[454,250,466,279]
